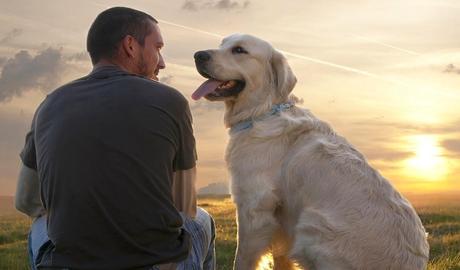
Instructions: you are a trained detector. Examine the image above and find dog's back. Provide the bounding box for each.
[276,107,429,269]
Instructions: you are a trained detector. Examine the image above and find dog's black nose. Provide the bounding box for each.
[194,51,211,63]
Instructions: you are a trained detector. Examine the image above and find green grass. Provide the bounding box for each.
[418,203,460,270]
[1,195,459,269]
[198,196,237,270]
[0,213,31,270]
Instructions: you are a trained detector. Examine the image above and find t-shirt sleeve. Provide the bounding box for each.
[20,114,37,170]
[173,100,197,171]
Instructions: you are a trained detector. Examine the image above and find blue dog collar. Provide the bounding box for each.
[229,102,294,134]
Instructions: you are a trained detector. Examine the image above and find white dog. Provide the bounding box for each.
[192,34,429,270]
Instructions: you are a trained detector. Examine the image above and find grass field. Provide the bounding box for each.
[1,194,460,269]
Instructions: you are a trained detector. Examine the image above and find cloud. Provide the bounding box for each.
[182,0,250,11]
[0,28,23,44]
[361,148,413,162]
[442,139,460,155]
[444,63,460,74]
[159,75,174,84]
[351,118,460,134]
[0,48,65,103]
[182,1,198,11]
[66,51,90,62]
[215,0,250,9]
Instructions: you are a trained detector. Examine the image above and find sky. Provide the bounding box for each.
[0,0,459,196]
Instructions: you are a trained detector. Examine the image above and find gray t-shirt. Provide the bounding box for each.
[20,66,197,270]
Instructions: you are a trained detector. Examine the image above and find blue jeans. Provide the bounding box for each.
[29,208,216,270]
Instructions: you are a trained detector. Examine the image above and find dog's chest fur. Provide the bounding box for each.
[226,132,288,200]
[224,108,313,203]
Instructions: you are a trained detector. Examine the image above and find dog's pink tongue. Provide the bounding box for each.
[192,79,222,100]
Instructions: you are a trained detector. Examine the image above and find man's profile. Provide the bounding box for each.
[15,7,215,270]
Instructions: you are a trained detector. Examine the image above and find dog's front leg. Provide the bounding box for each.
[273,255,296,270]
[233,192,279,270]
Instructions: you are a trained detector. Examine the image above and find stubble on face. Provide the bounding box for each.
[136,21,163,81]
[136,53,154,80]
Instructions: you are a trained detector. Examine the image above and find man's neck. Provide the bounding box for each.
[93,59,131,74]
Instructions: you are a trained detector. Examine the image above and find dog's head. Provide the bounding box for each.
[192,34,297,105]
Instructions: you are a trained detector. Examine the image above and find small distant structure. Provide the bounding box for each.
[198,182,229,195]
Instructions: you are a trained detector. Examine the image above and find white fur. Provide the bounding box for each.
[197,34,429,270]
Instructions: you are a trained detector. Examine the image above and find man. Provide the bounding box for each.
[15,7,215,270]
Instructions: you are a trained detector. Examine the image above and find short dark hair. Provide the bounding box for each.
[86,7,158,64]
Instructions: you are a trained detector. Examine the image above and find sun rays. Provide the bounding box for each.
[403,135,449,181]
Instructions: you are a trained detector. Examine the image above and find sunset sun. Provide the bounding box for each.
[404,135,448,181]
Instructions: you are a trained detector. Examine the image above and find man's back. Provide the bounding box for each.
[22,66,196,269]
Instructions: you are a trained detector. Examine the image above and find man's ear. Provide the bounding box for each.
[120,35,138,58]
[270,50,297,100]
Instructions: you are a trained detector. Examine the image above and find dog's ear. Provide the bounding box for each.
[271,50,297,99]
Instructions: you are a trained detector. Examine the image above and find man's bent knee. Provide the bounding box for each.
[195,207,214,236]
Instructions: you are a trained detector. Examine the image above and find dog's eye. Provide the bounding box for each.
[232,46,248,54]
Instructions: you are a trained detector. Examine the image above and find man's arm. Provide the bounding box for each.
[15,162,45,218]
[172,167,197,218]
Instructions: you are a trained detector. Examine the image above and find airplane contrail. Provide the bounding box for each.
[278,50,409,87]
[350,34,421,56]
[158,19,224,39]
[91,4,419,58]
[159,19,408,87]
[83,6,457,99]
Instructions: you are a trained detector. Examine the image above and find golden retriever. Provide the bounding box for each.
[192,34,429,270]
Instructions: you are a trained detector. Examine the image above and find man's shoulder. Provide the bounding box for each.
[118,77,192,126]
[48,73,187,104]
[127,77,189,108]
[44,74,92,98]
[132,76,184,97]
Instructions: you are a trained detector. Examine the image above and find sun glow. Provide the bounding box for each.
[256,253,302,270]
[404,135,449,181]
[257,254,274,270]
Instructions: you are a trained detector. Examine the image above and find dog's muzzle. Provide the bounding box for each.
[194,51,213,78]
[194,51,211,64]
